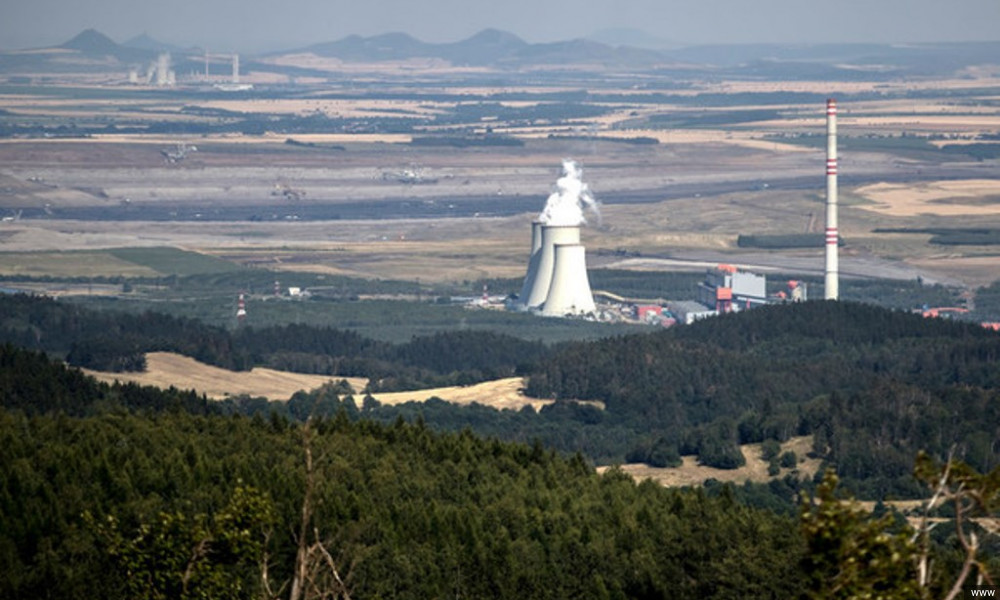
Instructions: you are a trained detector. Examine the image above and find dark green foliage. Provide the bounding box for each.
[0,293,250,371]
[873,227,1000,246]
[85,485,276,600]
[761,439,782,462]
[66,337,147,372]
[647,108,783,128]
[625,436,682,468]
[546,134,659,145]
[780,451,797,469]
[941,142,1000,160]
[0,294,548,388]
[436,101,611,124]
[529,301,1000,491]
[929,231,1000,245]
[5,293,999,500]
[839,277,962,310]
[0,408,807,599]
[389,329,547,377]
[975,279,1000,321]
[410,134,524,147]
[800,471,924,599]
[802,461,1000,599]
[0,344,212,416]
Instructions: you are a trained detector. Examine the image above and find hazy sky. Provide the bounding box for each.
[3,0,999,52]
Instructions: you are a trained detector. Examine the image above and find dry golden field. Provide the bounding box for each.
[85,352,562,410]
[854,180,1000,217]
[85,352,363,400]
[599,435,823,486]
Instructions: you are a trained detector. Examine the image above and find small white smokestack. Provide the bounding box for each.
[540,244,596,316]
[824,98,839,300]
[523,225,580,309]
[232,54,240,84]
[156,53,171,86]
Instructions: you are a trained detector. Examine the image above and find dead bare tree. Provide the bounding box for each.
[288,419,352,600]
[914,450,999,600]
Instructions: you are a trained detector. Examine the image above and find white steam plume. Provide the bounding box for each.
[538,159,600,226]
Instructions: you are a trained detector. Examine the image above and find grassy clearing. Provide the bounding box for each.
[85,352,357,401]
[108,247,244,276]
[86,352,559,410]
[605,436,823,488]
[0,251,159,278]
[0,247,242,279]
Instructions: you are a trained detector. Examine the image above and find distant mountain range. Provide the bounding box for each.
[122,32,185,54]
[287,28,668,67]
[2,27,999,79]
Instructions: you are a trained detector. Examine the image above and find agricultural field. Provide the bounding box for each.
[1,44,998,316]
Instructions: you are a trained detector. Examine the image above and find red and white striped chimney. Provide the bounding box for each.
[824,99,839,300]
[236,293,247,323]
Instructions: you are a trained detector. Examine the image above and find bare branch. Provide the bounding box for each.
[312,527,352,600]
[181,537,211,594]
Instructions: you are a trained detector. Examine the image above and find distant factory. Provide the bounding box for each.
[697,264,767,312]
[127,52,252,90]
[503,163,808,325]
[129,52,175,86]
[497,100,839,324]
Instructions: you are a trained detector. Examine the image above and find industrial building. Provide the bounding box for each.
[697,264,767,313]
[668,301,717,325]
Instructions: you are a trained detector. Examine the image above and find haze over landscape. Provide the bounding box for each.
[3,0,1000,52]
[2,0,1000,595]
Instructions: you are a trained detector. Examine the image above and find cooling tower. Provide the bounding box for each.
[516,221,545,309]
[522,225,580,309]
[540,244,596,316]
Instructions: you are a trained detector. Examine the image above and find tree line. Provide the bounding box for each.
[5,293,1000,498]
[0,294,546,391]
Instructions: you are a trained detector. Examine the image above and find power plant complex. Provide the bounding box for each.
[510,99,841,323]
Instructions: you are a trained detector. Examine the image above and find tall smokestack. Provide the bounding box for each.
[540,244,596,317]
[232,54,240,84]
[824,98,839,300]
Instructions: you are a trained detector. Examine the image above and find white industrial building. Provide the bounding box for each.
[697,264,768,313]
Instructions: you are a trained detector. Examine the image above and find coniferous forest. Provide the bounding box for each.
[2,292,999,597]
[1,345,809,598]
